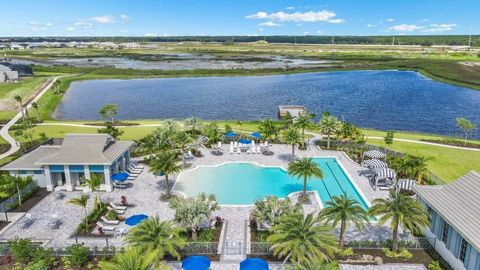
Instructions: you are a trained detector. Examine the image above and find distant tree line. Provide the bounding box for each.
[1,35,479,46]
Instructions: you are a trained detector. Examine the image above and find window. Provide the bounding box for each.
[33,170,43,175]
[441,221,449,243]
[459,238,468,262]
[427,205,433,223]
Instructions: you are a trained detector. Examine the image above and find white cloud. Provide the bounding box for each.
[45,22,54,27]
[66,27,75,31]
[258,28,264,32]
[285,6,295,10]
[259,21,281,27]
[120,14,130,21]
[317,30,322,34]
[246,10,342,23]
[28,21,39,26]
[74,22,93,27]
[328,18,345,24]
[385,18,395,22]
[304,31,309,35]
[366,24,375,27]
[120,29,129,33]
[144,32,157,37]
[389,24,423,32]
[90,15,116,24]
[422,23,456,33]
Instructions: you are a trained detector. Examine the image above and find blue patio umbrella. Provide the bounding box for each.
[111,172,129,182]
[238,138,251,144]
[182,256,211,270]
[225,131,238,137]
[125,214,148,226]
[240,258,269,270]
[251,132,262,139]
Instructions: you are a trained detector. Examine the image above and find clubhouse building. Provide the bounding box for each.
[414,171,480,270]
[1,134,134,192]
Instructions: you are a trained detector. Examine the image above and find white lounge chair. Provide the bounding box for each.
[132,163,145,170]
[230,145,234,154]
[113,182,127,189]
[237,148,241,154]
[259,142,264,148]
[96,221,115,231]
[110,202,127,210]
[251,146,256,154]
[257,146,261,153]
[246,149,251,154]
[264,141,269,148]
[101,216,120,225]
[107,206,125,215]
[218,141,222,148]
[128,166,142,173]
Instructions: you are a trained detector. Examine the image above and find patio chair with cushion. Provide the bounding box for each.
[109,202,127,210]
[107,206,125,215]
[96,221,115,232]
[101,216,120,225]
[20,213,34,229]
[48,214,61,229]
[113,182,127,189]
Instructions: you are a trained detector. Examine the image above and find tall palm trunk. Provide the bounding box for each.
[291,144,295,160]
[339,219,346,249]
[35,109,40,122]
[16,183,22,206]
[303,175,307,198]
[84,207,88,229]
[392,223,399,253]
[165,175,171,197]
[191,226,198,240]
[327,134,331,149]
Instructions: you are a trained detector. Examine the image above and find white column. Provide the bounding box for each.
[84,166,91,180]
[103,166,113,192]
[64,165,73,191]
[120,156,126,171]
[44,166,54,192]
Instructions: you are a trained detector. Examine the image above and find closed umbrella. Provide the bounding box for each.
[182,256,211,270]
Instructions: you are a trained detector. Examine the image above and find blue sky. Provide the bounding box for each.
[1,0,479,36]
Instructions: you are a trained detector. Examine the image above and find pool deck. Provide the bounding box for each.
[0,141,396,262]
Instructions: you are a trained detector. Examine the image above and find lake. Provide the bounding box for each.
[54,70,480,138]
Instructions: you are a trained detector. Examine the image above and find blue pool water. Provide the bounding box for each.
[173,158,369,208]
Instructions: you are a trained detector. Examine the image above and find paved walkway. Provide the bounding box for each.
[0,75,67,160]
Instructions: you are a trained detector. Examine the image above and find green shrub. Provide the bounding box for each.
[78,203,107,232]
[383,248,413,260]
[428,260,442,270]
[65,244,90,267]
[31,247,55,269]
[196,229,214,242]
[25,260,49,270]
[105,209,118,220]
[8,238,36,264]
[338,247,354,257]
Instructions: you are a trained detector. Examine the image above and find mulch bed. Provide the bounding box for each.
[8,188,50,212]
[352,249,452,269]
[0,221,11,231]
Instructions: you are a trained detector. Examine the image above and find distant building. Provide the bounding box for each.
[0,62,33,77]
[0,64,19,82]
[413,171,480,270]
[1,134,134,192]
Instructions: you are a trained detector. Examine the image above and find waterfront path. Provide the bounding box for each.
[0,75,66,160]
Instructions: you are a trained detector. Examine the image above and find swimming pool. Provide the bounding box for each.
[173,158,370,208]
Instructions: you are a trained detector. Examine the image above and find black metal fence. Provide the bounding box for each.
[0,181,38,213]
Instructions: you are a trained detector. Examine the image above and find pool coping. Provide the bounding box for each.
[172,157,372,208]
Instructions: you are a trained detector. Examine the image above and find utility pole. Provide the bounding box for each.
[294,36,297,45]
[332,35,335,45]
[392,36,395,46]
[468,34,472,47]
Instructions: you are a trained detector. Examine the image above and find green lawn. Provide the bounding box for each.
[361,129,480,145]
[368,138,480,182]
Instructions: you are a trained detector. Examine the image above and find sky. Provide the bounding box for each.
[0,0,479,37]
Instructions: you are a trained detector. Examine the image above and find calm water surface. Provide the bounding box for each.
[55,70,480,137]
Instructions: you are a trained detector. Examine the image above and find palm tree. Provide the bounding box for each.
[236,120,243,130]
[288,158,324,202]
[175,131,194,167]
[369,190,429,253]
[52,79,62,94]
[149,151,181,198]
[294,113,315,148]
[125,216,186,260]
[66,195,89,229]
[292,258,338,270]
[281,127,302,160]
[31,102,41,122]
[82,173,103,193]
[252,196,301,227]
[14,95,25,118]
[320,195,370,249]
[406,156,432,184]
[98,248,167,270]
[0,175,30,206]
[185,116,201,134]
[282,112,295,128]
[319,115,342,149]
[169,193,219,240]
[267,212,338,264]
[258,118,279,142]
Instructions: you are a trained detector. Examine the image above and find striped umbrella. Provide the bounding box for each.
[375,168,397,179]
[362,159,388,169]
[397,179,417,191]
[363,150,386,159]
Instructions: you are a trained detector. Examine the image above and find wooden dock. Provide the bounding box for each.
[277,105,306,118]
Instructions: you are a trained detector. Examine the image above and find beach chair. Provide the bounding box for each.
[259,142,264,148]
[257,146,261,153]
[96,221,115,232]
[101,216,120,225]
[132,163,145,170]
[110,202,127,210]
[113,182,127,189]
[236,148,241,154]
[230,145,234,154]
[264,141,269,148]
[186,150,195,159]
[251,146,256,154]
[218,141,222,148]
[20,213,34,229]
[234,141,238,149]
[107,206,125,215]
[246,149,251,154]
[128,165,142,173]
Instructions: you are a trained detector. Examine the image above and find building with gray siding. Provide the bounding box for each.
[1,134,134,192]
[413,171,480,270]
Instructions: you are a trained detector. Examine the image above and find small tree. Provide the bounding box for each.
[319,115,342,149]
[31,102,41,122]
[149,151,181,198]
[98,122,124,140]
[456,117,476,143]
[66,195,89,230]
[281,127,302,160]
[185,116,201,134]
[99,103,118,124]
[175,131,194,167]
[384,130,395,146]
[288,158,324,202]
[14,95,25,118]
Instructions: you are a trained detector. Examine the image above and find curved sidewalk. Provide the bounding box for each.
[0,76,65,160]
